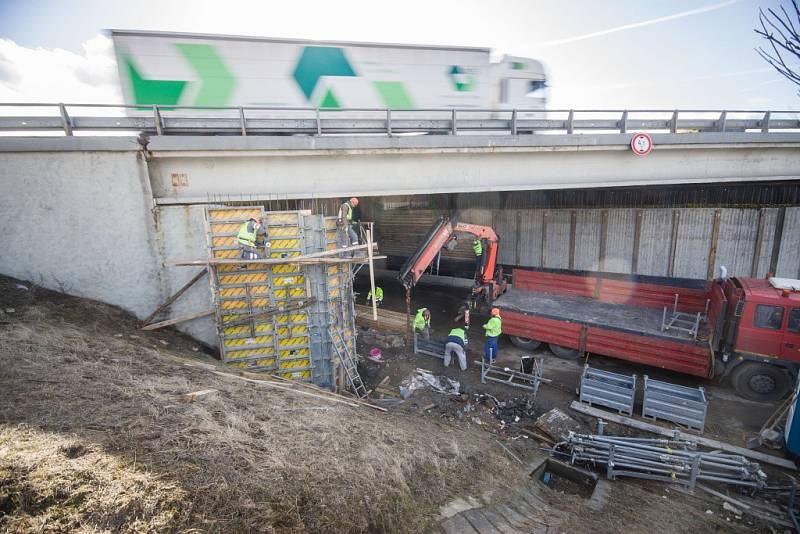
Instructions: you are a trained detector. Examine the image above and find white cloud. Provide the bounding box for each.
[0,34,122,106]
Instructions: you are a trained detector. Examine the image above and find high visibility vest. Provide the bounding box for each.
[414,308,430,331]
[448,328,466,343]
[340,202,353,221]
[473,239,483,255]
[237,221,257,247]
[484,316,502,337]
[368,287,384,301]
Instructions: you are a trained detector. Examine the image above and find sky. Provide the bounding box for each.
[0,0,797,110]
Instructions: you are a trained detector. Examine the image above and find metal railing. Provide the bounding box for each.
[1,102,799,137]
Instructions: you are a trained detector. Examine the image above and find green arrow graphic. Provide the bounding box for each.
[174,43,236,107]
[124,56,187,106]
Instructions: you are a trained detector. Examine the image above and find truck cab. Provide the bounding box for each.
[722,276,800,400]
[491,55,547,118]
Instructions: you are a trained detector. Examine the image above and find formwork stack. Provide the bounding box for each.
[204,206,358,390]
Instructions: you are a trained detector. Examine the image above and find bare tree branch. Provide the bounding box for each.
[754,1,800,95]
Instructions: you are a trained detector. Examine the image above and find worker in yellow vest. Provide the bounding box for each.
[367,286,384,307]
[483,308,502,363]
[444,325,469,371]
[237,217,265,260]
[473,238,483,280]
[338,197,360,246]
[413,307,431,340]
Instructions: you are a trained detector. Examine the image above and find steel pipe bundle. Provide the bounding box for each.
[560,433,767,489]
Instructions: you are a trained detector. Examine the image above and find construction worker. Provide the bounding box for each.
[444,325,469,371]
[413,307,431,340]
[473,238,483,280]
[237,217,265,260]
[338,197,360,246]
[483,308,502,364]
[367,286,384,307]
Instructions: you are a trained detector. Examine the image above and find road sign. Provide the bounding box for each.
[630,132,653,156]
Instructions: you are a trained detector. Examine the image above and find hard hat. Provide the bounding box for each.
[350,197,359,206]
[491,308,501,316]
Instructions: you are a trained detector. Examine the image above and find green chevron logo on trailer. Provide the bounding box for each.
[292,46,356,108]
[124,44,235,107]
[449,65,476,92]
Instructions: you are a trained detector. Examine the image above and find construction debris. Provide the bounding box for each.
[558,433,768,490]
[181,388,218,403]
[535,408,585,441]
[399,368,460,399]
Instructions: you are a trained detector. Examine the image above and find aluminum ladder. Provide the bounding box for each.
[330,327,367,398]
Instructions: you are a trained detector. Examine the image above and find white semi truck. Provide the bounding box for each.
[110,30,547,113]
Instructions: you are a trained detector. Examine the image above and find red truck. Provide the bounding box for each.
[495,268,800,401]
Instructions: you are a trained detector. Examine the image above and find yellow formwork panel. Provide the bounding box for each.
[209,208,262,221]
[274,312,308,325]
[279,348,310,357]
[213,249,242,259]
[327,273,340,286]
[268,238,301,250]
[325,229,338,240]
[267,212,300,225]
[279,359,311,370]
[327,265,340,275]
[276,325,309,338]
[271,264,301,274]
[273,275,303,286]
[273,287,307,299]
[223,323,274,336]
[224,335,274,348]
[278,370,312,380]
[268,226,300,237]
[228,358,277,368]
[220,298,271,310]
[277,336,309,348]
[226,347,276,359]
[324,218,337,230]
[218,272,269,285]
[209,222,242,234]
[211,235,238,248]
[325,242,338,251]
[218,286,270,298]
[269,251,300,259]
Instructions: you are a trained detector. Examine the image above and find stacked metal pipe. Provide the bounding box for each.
[560,433,767,489]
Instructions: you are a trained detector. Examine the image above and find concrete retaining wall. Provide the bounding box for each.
[0,144,165,317]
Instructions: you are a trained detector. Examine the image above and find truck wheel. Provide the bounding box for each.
[731,362,791,402]
[548,344,581,360]
[510,336,541,350]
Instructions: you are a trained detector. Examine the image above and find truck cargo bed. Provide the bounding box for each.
[496,288,709,346]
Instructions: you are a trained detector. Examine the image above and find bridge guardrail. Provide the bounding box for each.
[0,102,798,137]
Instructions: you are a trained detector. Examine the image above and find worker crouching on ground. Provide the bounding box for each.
[483,308,502,363]
[444,325,468,371]
[367,286,383,307]
[338,197,360,246]
[237,217,266,260]
[414,308,431,340]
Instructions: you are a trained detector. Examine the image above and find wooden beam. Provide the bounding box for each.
[598,210,608,272]
[706,209,722,280]
[181,388,218,403]
[541,211,548,268]
[568,210,577,270]
[142,267,207,326]
[632,209,642,274]
[751,208,767,277]
[668,209,680,277]
[569,401,797,470]
[169,243,378,267]
[367,228,378,321]
[141,309,214,330]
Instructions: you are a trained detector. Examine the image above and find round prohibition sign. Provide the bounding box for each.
[630,132,653,156]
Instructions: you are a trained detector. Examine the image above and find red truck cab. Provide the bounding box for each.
[721,277,800,399]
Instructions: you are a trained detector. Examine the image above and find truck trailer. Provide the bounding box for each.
[495,268,800,401]
[110,30,547,113]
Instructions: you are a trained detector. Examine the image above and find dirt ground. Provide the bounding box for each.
[0,273,793,533]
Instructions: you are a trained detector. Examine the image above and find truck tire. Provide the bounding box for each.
[548,344,581,360]
[510,336,541,350]
[731,362,791,402]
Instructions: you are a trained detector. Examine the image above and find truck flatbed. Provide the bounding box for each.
[496,287,709,346]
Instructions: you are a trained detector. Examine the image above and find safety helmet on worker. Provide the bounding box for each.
[350,197,359,206]
[491,308,501,316]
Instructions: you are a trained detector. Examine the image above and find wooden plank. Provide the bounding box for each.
[181,388,218,402]
[367,229,378,321]
[142,267,208,325]
[169,243,378,266]
[569,401,797,470]
[463,509,501,534]
[442,514,480,534]
[478,507,522,534]
[141,309,214,330]
[706,209,722,280]
[668,209,680,277]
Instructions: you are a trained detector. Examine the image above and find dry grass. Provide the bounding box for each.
[0,277,526,532]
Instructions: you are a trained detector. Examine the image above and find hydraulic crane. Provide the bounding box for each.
[398,216,508,326]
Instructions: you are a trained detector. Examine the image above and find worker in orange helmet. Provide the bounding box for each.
[483,308,502,364]
[338,197,360,246]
